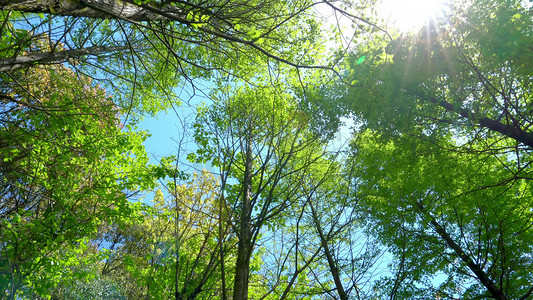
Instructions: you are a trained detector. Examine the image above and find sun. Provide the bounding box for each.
[379,0,447,33]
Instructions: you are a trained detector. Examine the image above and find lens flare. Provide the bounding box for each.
[380,0,447,32]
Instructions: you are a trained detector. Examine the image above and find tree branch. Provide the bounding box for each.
[0,0,184,21]
[430,97,533,148]
[414,201,507,300]
[1,0,343,76]
[0,46,130,72]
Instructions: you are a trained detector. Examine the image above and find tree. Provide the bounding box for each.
[0,0,325,66]
[304,0,533,298]
[0,0,329,122]
[0,61,154,298]
[349,130,533,299]
[340,0,533,150]
[252,155,383,300]
[82,170,234,300]
[191,84,330,299]
[300,159,382,300]
[4,0,531,298]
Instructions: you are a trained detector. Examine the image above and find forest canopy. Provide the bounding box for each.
[0,0,532,299]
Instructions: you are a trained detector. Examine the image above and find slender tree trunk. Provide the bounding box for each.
[219,184,228,300]
[279,243,323,299]
[175,191,183,300]
[233,136,254,300]
[309,201,349,300]
[414,201,508,300]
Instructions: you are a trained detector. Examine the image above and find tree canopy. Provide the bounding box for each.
[1,0,532,299]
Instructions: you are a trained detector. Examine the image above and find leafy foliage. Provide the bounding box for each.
[331,0,533,297]
[190,83,337,298]
[48,171,234,299]
[1,0,532,299]
[349,131,533,298]
[0,62,154,297]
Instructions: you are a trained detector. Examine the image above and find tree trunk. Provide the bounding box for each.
[0,46,129,72]
[309,201,349,300]
[0,0,184,21]
[0,0,324,70]
[233,235,252,300]
[175,192,182,300]
[219,186,228,300]
[414,201,508,300]
[232,136,254,300]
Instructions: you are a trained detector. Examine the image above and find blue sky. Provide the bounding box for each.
[141,109,190,162]
[140,81,211,169]
[138,89,211,202]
